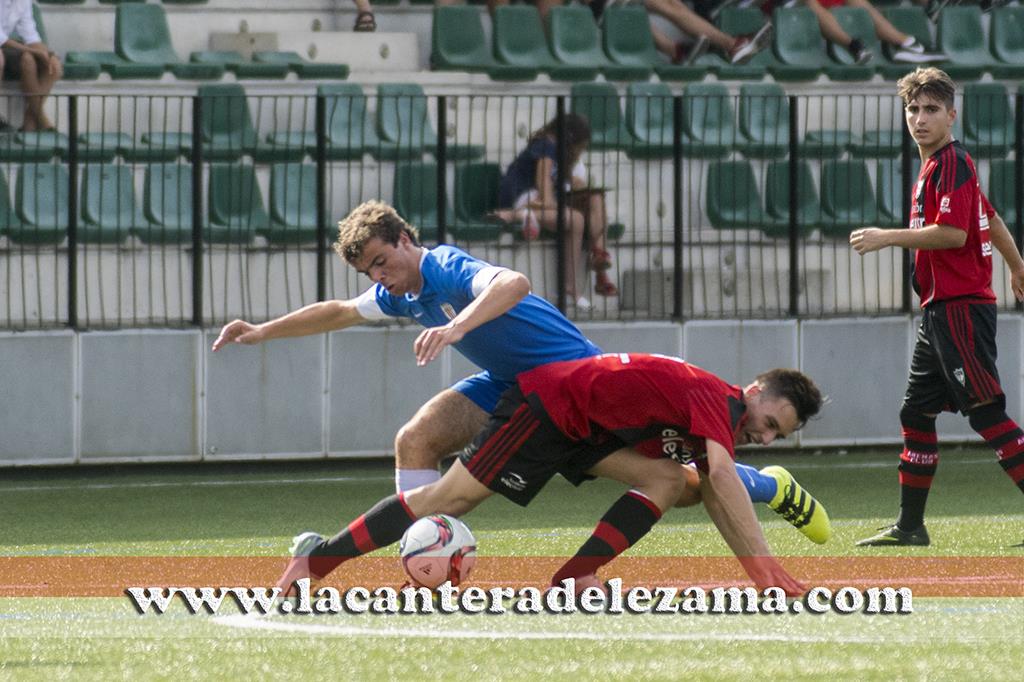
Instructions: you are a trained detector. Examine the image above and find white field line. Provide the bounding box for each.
[0,457,994,494]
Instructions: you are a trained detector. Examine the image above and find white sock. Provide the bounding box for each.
[396,468,441,493]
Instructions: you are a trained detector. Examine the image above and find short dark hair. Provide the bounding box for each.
[755,369,824,429]
[897,67,956,110]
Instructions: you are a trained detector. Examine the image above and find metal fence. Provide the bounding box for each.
[0,87,1021,330]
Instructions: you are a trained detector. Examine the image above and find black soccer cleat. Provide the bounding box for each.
[856,524,930,547]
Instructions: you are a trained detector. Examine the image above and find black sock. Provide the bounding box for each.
[848,38,864,58]
[308,493,417,578]
[969,402,1024,493]
[896,407,938,532]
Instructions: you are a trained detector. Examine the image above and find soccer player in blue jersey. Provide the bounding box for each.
[212,200,830,542]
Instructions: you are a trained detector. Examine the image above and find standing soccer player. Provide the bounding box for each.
[850,67,1024,546]
[213,200,832,543]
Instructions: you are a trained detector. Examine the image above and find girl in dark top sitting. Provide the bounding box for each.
[494,114,617,309]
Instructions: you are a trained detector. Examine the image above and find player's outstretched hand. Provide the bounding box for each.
[849,227,888,255]
[212,319,262,351]
[1010,268,1024,302]
[414,323,465,366]
[738,556,806,598]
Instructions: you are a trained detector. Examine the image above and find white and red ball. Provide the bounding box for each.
[399,514,477,589]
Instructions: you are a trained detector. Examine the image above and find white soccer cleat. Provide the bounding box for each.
[275,531,324,598]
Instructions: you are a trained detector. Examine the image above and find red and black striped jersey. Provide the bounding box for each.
[516,353,746,467]
[910,140,995,307]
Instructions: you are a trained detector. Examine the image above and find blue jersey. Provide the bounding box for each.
[354,245,601,384]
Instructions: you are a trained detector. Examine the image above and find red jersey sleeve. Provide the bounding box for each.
[930,151,977,233]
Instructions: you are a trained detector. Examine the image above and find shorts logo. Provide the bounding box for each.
[953,367,966,386]
[661,428,696,464]
[440,303,457,320]
[500,472,527,492]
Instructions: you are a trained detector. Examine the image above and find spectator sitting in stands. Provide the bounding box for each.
[491,114,617,310]
[353,0,377,31]
[797,0,946,64]
[588,0,772,65]
[0,0,62,132]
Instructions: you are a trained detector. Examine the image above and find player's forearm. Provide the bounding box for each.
[256,300,361,340]
[700,467,772,558]
[880,224,968,250]
[989,213,1024,274]
[450,270,530,336]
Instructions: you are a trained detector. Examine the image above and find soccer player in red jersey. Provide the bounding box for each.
[850,67,1024,546]
[277,353,824,597]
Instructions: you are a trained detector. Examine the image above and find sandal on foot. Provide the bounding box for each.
[589,248,612,271]
[354,11,376,32]
[594,277,618,297]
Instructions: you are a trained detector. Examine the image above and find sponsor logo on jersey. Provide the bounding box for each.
[440,303,457,320]
[500,472,527,492]
[661,428,696,464]
[982,241,992,257]
[939,196,951,213]
[953,367,966,386]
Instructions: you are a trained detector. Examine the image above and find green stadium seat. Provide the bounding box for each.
[78,133,131,163]
[764,160,818,237]
[769,7,825,82]
[492,6,556,77]
[706,160,768,230]
[600,5,657,81]
[207,162,267,244]
[801,129,852,159]
[11,163,68,244]
[252,51,349,80]
[990,7,1024,78]
[962,83,1014,159]
[989,159,1017,226]
[570,82,638,152]
[548,6,606,81]
[849,127,902,158]
[121,135,187,163]
[393,162,448,243]
[876,158,919,227]
[66,51,165,80]
[935,5,992,80]
[136,163,193,244]
[115,4,224,80]
[0,131,65,162]
[268,84,379,161]
[190,51,289,79]
[430,6,536,81]
[708,7,778,80]
[624,82,674,160]
[451,162,503,241]
[262,163,319,244]
[820,159,876,236]
[819,7,875,81]
[680,83,735,159]
[79,163,140,243]
[737,83,788,159]
[374,83,483,162]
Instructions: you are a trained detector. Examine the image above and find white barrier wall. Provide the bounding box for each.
[1,315,1021,465]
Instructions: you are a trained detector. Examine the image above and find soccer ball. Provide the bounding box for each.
[399,514,477,589]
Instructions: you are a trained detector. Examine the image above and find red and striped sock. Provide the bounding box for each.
[896,407,938,532]
[550,490,662,586]
[969,403,1024,493]
[308,493,417,578]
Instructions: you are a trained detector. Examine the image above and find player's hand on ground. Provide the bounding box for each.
[1010,268,1024,302]
[738,556,806,598]
[849,227,888,255]
[414,323,465,366]
[211,319,262,351]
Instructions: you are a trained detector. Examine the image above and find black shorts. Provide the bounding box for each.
[459,386,626,507]
[2,47,25,80]
[904,300,1004,415]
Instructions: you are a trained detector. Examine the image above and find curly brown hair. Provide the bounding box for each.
[333,200,420,264]
[897,67,956,110]
[755,369,824,429]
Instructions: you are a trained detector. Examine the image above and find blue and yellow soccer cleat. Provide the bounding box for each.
[762,466,833,544]
[856,524,930,547]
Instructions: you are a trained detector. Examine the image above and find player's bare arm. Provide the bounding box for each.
[850,223,967,255]
[211,299,366,351]
[414,270,531,366]
[699,440,805,596]
[988,212,1024,301]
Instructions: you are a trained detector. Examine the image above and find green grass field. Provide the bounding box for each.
[2,448,1022,680]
